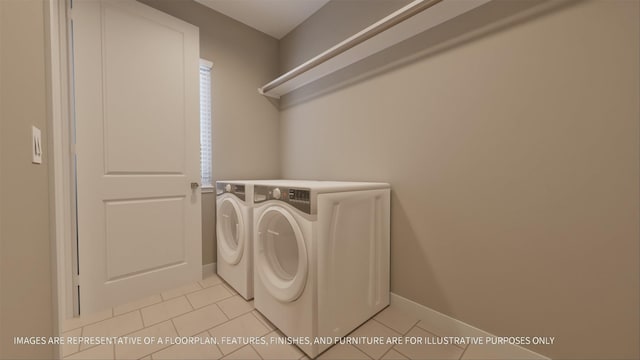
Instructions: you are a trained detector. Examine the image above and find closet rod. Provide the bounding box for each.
[259,0,443,95]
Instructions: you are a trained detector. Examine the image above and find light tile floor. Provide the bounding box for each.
[62,274,539,360]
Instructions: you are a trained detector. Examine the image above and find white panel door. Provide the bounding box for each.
[72,0,201,314]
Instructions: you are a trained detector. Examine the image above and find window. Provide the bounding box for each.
[200,59,213,188]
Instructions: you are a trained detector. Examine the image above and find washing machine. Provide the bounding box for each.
[252,180,390,358]
[216,180,256,300]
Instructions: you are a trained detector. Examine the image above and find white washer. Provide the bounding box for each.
[253,180,390,358]
[216,180,256,300]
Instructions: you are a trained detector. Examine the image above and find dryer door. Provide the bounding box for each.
[255,206,308,302]
[217,197,245,265]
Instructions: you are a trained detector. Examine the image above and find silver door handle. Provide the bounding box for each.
[191,182,200,190]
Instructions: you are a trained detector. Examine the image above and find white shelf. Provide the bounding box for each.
[258,0,492,99]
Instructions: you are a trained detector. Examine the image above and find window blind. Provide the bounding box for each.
[199,60,213,188]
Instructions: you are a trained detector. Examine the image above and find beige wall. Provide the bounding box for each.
[201,193,216,266]
[139,0,281,265]
[0,0,55,358]
[279,0,410,73]
[279,1,639,358]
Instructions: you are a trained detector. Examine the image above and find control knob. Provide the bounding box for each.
[225,184,231,192]
[272,188,281,199]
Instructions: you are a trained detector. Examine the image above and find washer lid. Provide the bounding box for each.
[255,206,308,302]
[217,197,245,265]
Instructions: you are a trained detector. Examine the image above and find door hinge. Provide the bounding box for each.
[73,274,80,287]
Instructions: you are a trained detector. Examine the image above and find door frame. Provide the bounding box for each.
[45,0,80,357]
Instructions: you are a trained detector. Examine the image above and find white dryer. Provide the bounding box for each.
[252,180,390,358]
[216,180,256,300]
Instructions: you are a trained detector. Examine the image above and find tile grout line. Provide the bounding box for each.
[65,276,213,332]
[212,302,230,325]
[390,323,422,360]
[68,285,473,360]
[219,344,243,359]
[251,310,272,331]
[74,317,168,357]
[184,293,197,311]
[64,277,224,357]
[113,317,175,360]
[113,296,163,318]
[190,303,232,331]
[221,344,257,360]
[412,321,467,351]
[221,282,237,295]
[205,328,226,358]
[391,344,412,360]
[109,309,114,360]
[340,317,401,359]
[249,311,271,332]
[372,315,419,336]
[457,340,471,360]
[139,307,149,328]
[70,301,399,360]
[391,323,466,359]
[351,335,385,360]
[62,312,115,333]
[177,302,233,339]
[136,295,196,328]
[150,294,239,338]
[199,278,224,290]
[62,327,83,358]
[131,318,195,358]
[363,345,375,360]
[186,284,234,310]
[146,289,234,333]
[217,299,254,320]
[76,324,85,357]
[136,310,145,332]
[111,310,147,359]
[161,282,205,301]
[261,329,309,359]
[169,318,180,338]
[370,317,469,357]
[72,298,404,360]
[377,345,396,360]
[249,343,265,360]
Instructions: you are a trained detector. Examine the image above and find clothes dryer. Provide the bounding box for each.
[216,180,255,300]
[252,180,390,358]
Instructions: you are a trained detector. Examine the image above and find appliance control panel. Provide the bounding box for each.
[254,185,311,214]
[216,182,246,201]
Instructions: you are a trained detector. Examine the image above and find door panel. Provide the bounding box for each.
[73,0,201,314]
[105,197,186,280]
[103,5,185,174]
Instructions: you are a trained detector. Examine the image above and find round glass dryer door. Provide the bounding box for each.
[256,206,308,302]
[217,197,245,265]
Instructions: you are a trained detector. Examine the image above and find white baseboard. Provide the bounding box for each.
[390,293,550,360]
[202,262,216,278]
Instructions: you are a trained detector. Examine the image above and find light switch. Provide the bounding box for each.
[32,126,42,164]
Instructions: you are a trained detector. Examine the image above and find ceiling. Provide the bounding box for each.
[194,0,331,39]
